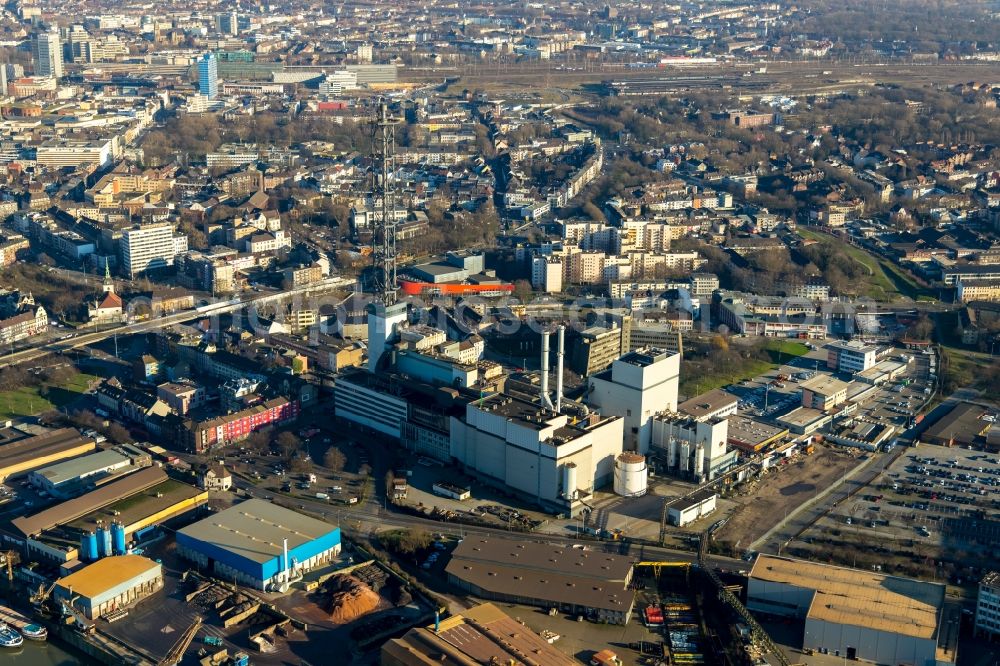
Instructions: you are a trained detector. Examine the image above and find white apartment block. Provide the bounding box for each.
[120,224,188,278]
[531,255,563,293]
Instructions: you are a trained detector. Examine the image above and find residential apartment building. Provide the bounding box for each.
[120,224,188,278]
[180,397,299,452]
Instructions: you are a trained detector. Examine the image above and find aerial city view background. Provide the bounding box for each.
[0,0,996,664]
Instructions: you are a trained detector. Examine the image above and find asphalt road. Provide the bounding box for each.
[0,277,354,369]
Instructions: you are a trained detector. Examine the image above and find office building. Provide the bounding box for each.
[176,499,341,590]
[119,224,188,278]
[748,555,955,666]
[32,27,63,79]
[215,11,238,35]
[975,571,1000,639]
[826,340,878,374]
[588,348,680,454]
[800,375,851,411]
[197,52,218,100]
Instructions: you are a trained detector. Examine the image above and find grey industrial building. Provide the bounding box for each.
[748,555,956,666]
[28,446,150,498]
[445,536,636,624]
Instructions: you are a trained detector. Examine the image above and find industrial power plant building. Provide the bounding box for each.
[176,499,341,590]
[748,555,956,666]
[54,555,163,620]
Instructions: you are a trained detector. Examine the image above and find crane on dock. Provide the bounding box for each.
[158,616,202,666]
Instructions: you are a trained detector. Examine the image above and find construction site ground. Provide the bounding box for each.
[715,444,864,552]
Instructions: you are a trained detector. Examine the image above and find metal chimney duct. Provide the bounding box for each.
[540,331,553,410]
[555,325,565,413]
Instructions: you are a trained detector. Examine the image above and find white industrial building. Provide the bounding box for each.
[748,555,955,666]
[449,393,623,516]
[588,348,680,454]
[665,490,717,527]
[650,413,737,481]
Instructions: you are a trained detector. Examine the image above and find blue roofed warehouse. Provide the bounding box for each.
[176,499,340,590]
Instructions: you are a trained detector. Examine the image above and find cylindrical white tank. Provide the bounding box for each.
[614,453,648,497]
[679,441,691,473]
[693,442,705,479]
[667,437,679,469]
[562,462,578,500]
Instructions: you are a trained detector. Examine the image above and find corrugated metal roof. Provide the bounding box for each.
[56,555,160,600]
[751,555,944,639]
[12,466,167,537]
[176,498,337,565]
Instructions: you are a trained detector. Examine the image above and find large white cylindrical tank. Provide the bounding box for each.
[693,442,705,479]
[667,437,679,469]
[562,462,578,500]
[679,441,691,473]
[614,453,648,497]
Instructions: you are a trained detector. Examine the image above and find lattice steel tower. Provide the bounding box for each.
[369,97,400,306]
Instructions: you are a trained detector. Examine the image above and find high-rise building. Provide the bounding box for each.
[215,11,238,35]
[197,53,218,100]
[120,224,188,278]
[356,43,373,63]
[32,27,63,79]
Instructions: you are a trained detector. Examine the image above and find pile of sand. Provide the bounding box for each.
[327,574,381,623]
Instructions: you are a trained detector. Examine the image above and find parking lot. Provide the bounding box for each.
[787,442,1000,581]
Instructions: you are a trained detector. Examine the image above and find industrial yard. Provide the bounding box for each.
[784,437,1000,581]
[714,442,865,552]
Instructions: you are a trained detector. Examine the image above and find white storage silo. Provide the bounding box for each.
[693,442,705,479]
[613,453,648,497]
[679,441,691,473]
[667,437,679,470]
[561,462,578,500]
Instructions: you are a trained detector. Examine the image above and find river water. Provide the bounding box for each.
[3,638,97,665]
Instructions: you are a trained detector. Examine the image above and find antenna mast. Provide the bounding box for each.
[370,97,400,306]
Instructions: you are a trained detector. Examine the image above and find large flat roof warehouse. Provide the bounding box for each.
[176,498,336,565]
[0,427,97,480]
[445,536,635,613]
[31,449,130,486]
[922,402,991,447]
[750,555,945,640]
[11,466,168,537]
